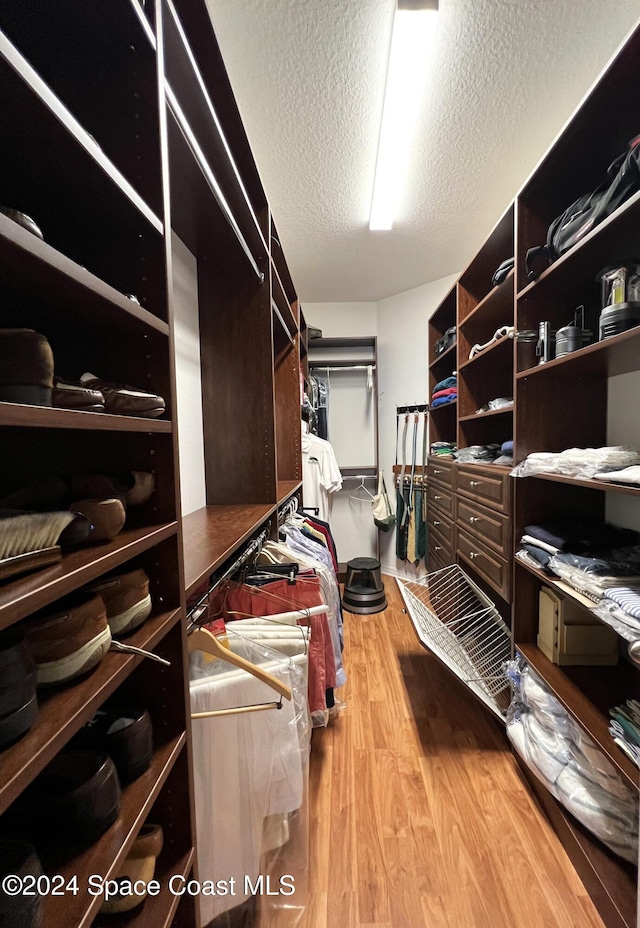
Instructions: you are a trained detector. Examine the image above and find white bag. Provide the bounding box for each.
[372,472,395,531]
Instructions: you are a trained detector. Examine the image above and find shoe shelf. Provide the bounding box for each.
[91,847,195,928]
[0,607,181,814]
[0,404,173,433]
[0,214,170,335]
[0,32,162,236]
[40,733,186,928]
[0,522,177,629]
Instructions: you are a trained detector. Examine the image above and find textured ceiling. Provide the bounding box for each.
[205,0,639,303]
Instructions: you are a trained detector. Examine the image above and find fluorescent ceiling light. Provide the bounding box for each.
[369,2,438,231]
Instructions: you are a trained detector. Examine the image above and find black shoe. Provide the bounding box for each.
[0,629,38,750]
[71,708,153,784]
[0,840,44,928]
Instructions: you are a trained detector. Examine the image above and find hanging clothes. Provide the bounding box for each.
[396,413,409,560]
[315,372,330,441]
[301,425,342,522]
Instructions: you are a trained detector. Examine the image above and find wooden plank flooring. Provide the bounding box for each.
[295,579,607,928]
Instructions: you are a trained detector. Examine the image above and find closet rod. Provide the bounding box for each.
[186,529,268,628]
[341,474,377,481]
[309,363,376,371]
[166,87,264,283]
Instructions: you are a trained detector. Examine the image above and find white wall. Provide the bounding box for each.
[304,302,377,338]
[172,234,207,516]
[377,274,459,578]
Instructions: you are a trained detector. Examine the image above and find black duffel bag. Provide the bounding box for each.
[526,134,640,280]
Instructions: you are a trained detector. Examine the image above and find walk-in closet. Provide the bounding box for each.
[0,2,638,927]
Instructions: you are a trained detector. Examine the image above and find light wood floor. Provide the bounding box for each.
[296,578,606,928]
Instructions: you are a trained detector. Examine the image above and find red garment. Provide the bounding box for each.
[304,518,339,578]
[431,386,458,400]
[209,576,336,714]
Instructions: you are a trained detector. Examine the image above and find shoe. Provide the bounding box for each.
[9,750,121,845]
[72,706,153,784]
[0,330,53,407]
[71,471,155,507]
[79,373,165,419]
[0,840,44,928]
[52,377,105,413]
[71,498,126,542]
[0,476,70,510]
[0,206,44,240]
[0,629,38,749]
[99,824,163,914]
[86,568,152,637]
[25,592,112,685]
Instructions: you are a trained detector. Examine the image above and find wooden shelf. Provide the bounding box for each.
[516,756,637,928]
[459,269,514,330]
[310,337,376,350]
[0,32,162,235]
[0,607,181,815]
[271,259,297,336]
[516,324,640,380]
[429,341,457,369]
[92,847,195,928]
[459,406,513,422]
[41,734,186,928]
[458,334,513,371]
[0,214,169,335]
[430,398,457,412]
[277,480,302,506]
[516,643,638,788]
[0,403,172,432]
[518,191,640,302]
[527,472,640,497]
[0,522,177,630]
[182,504,277,596]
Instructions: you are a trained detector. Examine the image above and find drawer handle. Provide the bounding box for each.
[469,480,481,488]
[434,545,442,551]
[434,469,441,474]
[434,494,442,500]
[469,551,479,559]
[468,517,479,524]
[433,520,441,526]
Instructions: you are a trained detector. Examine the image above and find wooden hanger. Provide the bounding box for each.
[188,627,292,700]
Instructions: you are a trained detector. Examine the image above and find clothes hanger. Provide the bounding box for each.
[188,626,292,701]
[348,475,376,502]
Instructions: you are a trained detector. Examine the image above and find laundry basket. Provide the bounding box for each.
[398,564,511,719]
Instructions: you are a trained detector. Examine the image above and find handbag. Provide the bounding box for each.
[372,472,395,531]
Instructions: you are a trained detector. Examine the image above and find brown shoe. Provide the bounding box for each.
[0,329,54,407]
[99,824,163,914]
[86,568,152,637]
[79,373,165,419]
[71,471,155,507]
[52,377,105,413]
[25,593,111,685]
[71,498,126,542]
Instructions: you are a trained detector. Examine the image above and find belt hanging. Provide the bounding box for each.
[399,413,410,527]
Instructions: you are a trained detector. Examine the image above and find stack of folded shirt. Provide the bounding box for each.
[505,658,639,862]
[512,445,640,479]
[431,374,457,409]
[609,701,640,768]
[455,444,500,464]
[476,397,513,413]
[430,441,456,457]
[594,465,640,485]
[591,586,640,639]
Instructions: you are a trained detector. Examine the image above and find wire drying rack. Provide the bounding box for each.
[398,564,512,719]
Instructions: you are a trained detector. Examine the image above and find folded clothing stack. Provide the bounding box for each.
[504,657,638,863]
[511,445,640,480]
[431,374,457,409]
[609,701,640,768]
[455,443,501,464]
[592,586,640,640]
[430,441,456,457]
[492,438,513,466]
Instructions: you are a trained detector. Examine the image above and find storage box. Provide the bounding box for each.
[537,586,618,666]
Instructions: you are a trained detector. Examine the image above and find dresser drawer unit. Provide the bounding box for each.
[456,465,512,514]
[455,497,511,557]
[427,458,453,489]
[457,527,511,601]
[428,483,454,517]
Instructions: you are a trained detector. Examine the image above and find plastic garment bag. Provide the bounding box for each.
[190,630,310,927]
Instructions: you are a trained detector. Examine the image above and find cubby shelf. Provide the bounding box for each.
[516,643,637,789]
[459,269,514,330]
[516,325,640,380]
[0,404,172,433]
[0,523,177,629]
[429,341,457,369]
[430,399,457,412]
[458,334,513,371]
[528,472,640,497]
[41,734,186,928]
[0,607,182,814]
[459,406,513,422]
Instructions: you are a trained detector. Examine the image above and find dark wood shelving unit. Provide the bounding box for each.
[529,472,640,497]
[0,404,172,433]
[459,406,513,422]
[458,269,514,332]
[41,734,186,928]
[277,480,303,506]
[430,398,457,412]
[429,340,457,370]
[516,324,640,380]
[458,332,513,371]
